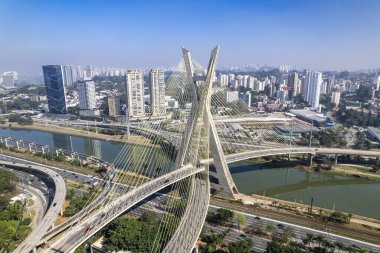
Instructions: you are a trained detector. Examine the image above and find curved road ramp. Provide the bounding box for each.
[0,159,66,253]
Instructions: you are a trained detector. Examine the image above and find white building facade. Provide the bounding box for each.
[125,69,145,118]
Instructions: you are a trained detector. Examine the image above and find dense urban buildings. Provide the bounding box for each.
[42,65,67,114]
[149,69,166,117]
[125,69,145,118]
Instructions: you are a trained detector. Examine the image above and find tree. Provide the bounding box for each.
[228,238,254,253]
[138,211,158,225]
[234,212,247,230]
[305,233,314,248]
[314,234,325,248]
[201,229,229,253]
[282,226,296,243]
[334,241,345,253]
[266,224,275,236]
[266,240,307,253]
[207,208,234,226]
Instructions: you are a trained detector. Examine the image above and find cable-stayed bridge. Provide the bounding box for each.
[6,46,380,253]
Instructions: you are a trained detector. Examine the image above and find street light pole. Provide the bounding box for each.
[309,121,313,148]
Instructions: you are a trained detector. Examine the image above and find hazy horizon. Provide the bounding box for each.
[1,0,379,75]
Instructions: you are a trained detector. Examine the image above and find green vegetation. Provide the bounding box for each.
[102,211,159,252]
[200,229,229,252]
[311,128,347,147]
[64,192,92,216]
[234,212,247,230]
[6,99,41,111]
[227,238,254,253]
[206,208,234,226]
[0,169,32,251]
[354,131,371,150]
[0,168,17,193]
[8,114,33,125]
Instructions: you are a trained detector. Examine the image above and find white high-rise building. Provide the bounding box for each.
[85,65,93,79]
[228,74,235,84]
[243,75,250,88]
[248,76,255,90]
[303,70,322,108]
[77,78,96,110]
[218,74,229,86]
[63,66,74,86]
[320,81,327,94]
[77,78,98,116]
[374,76,380,91]
[331,91,341,107]
[149,69,166,117]
[125,69,145,118]
[3,71,18,88]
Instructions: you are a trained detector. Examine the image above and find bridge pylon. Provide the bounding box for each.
[181,47,238,199]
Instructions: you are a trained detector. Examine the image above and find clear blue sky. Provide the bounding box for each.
[0,0,379,75]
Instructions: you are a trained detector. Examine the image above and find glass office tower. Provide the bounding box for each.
[42,65,67,114]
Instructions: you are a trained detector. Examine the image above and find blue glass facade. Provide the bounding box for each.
[43,65,67,114]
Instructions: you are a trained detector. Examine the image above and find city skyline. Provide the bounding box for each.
[0,0,379,75]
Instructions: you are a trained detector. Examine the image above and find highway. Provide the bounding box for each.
[45,164,204,253]
[0,157,66,253]
[208,205,380,253]
[11,169,50,226]
[218,147,380,164]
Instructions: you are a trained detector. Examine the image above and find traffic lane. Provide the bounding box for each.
[209,205,380,252]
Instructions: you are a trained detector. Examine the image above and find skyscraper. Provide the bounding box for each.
[149,69,166,117]
[218,74,228,86]
[43,65,67,114]
[77,78,96,110]
[85,65,93,79]
[108,96,121,117]
[331,91,341,107]
[288,71,298,97]
[2,71,18,88]
[303,70,322,108]
[125,69,145,118]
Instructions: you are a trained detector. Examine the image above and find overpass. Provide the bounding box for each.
[0,158,66,253]
[222,147,380,164]
[45,164,204,253]
[14,46,380,253]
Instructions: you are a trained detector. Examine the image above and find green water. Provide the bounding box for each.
[1,127,379,219]
[230,160,380,219]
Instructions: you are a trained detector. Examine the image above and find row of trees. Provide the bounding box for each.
[199,229,254,253]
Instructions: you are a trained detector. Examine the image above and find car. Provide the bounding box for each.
[53,202,57,207]
[277,223,285,229]
[85,226,93,233]
[351,244,360,249]
[255,216,261,220]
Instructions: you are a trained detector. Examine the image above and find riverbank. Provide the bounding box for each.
[1,123,154,146]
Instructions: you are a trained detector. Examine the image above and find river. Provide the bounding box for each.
[1,127,379,219]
